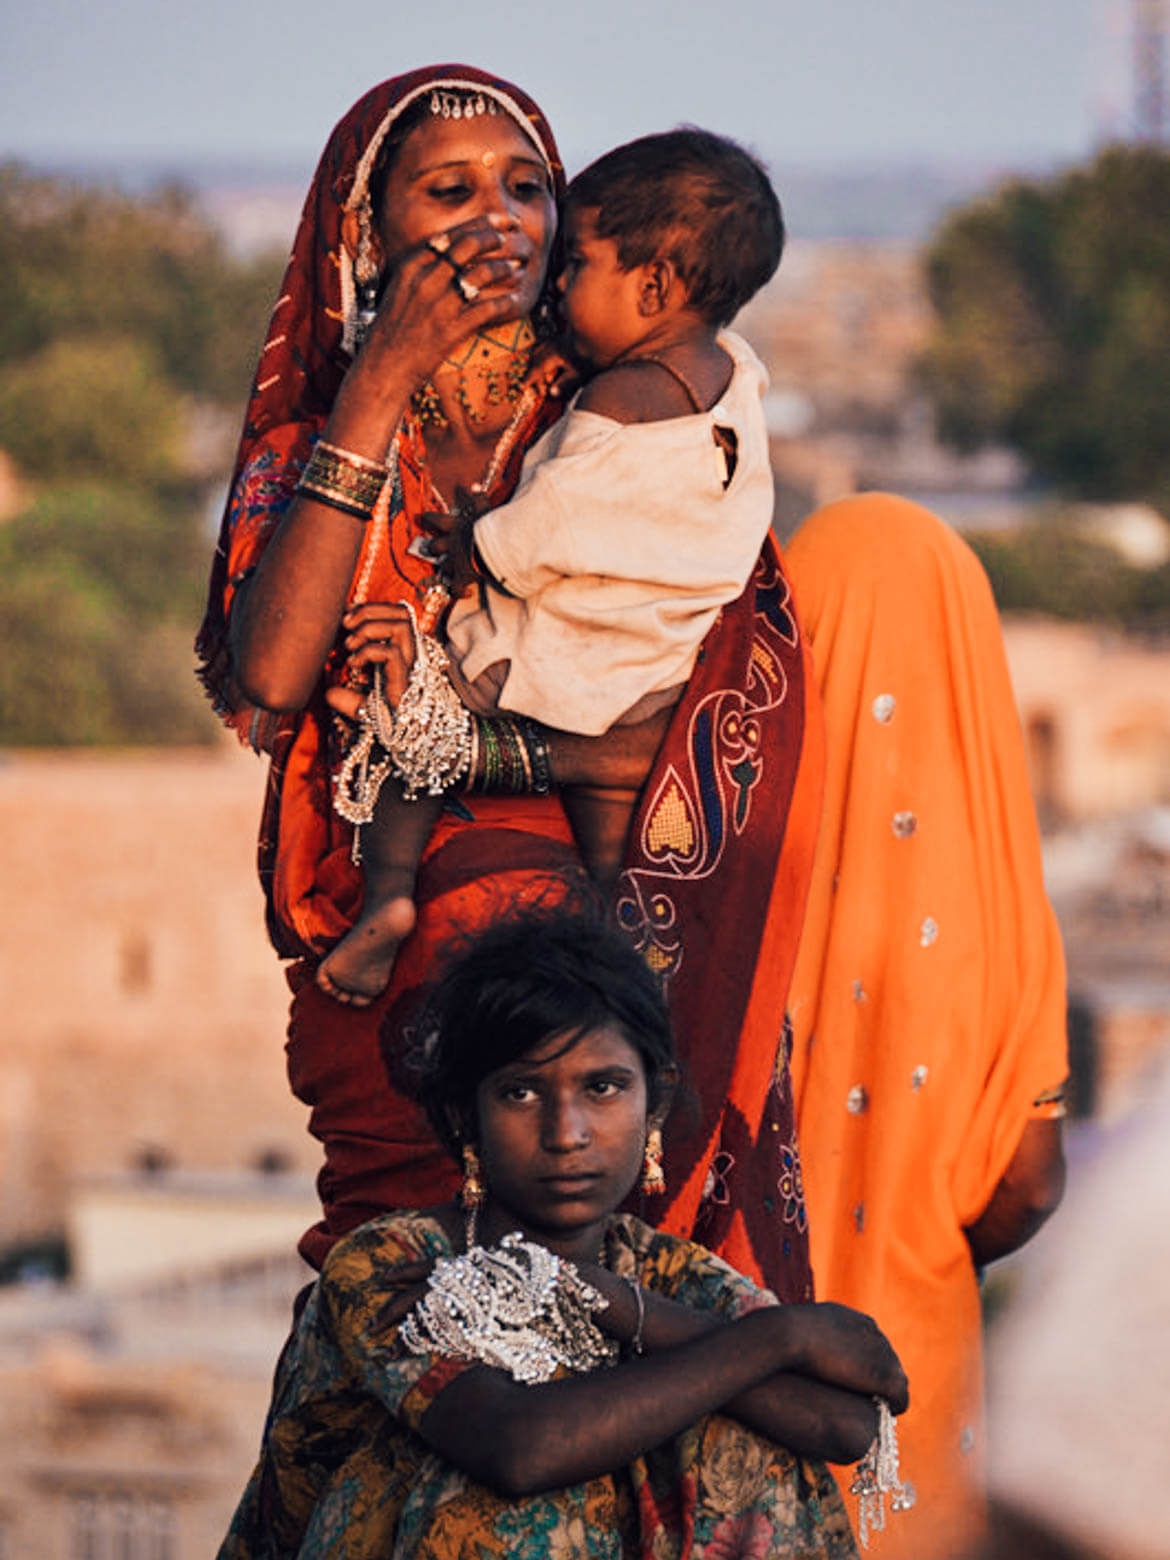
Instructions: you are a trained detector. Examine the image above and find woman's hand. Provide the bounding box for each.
[344,216,537,414]
[324,602,418,717]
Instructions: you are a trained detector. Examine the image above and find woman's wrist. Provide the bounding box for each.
[323,355,416,463]
[463,716,554,796]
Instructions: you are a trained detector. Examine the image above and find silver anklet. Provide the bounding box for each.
[851,1397,914,1547]
[333,601,473,856]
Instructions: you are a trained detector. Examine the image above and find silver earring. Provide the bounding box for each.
[354,196,380,349]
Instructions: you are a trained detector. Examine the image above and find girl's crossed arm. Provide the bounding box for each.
[417,1286,906,1496]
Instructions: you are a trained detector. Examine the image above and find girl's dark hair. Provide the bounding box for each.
[410,909,677,1155]
[566,127,784,326]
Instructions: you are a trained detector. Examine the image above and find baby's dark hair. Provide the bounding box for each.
[566,127,784,326]
[411,909,676,1155]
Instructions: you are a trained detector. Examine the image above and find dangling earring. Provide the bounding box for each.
[461,1143,485,1246]
[353,195,380,351]
[641,1125,666,1196]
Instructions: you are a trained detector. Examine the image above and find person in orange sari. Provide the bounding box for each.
[197,65,823,1303]
[784,494,1068,1560]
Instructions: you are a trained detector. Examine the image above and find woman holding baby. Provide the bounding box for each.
[199,63,1066,1557]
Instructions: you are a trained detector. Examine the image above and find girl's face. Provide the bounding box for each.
[474,1024,650,1261]
[372,112,556,319]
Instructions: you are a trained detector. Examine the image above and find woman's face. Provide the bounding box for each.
[474,1024,650,1260]
[373,112,556,319]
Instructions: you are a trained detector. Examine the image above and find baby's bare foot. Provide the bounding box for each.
[316,896,417,1007]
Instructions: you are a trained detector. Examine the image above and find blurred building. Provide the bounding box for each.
[737,239,1030,531]
[0,744,322,1556]
[1005,619,1170,824]
[0,1183,310,1559]
[0,743,316,1253]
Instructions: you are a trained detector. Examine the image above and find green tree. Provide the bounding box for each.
[967,518,1170,631]
[0,165,283,746]
[0,336,182,484]
[921,146,1170,508]
[0,484,217,745]
[0,164,280,405]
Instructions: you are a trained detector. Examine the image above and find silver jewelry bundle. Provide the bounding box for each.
[334,601,473,855]
[400,1232,618,1385]
[850,1397,914,1547]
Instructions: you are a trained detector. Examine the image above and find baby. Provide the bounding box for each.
[319,127,784,1005]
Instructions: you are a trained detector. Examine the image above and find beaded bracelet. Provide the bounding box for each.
[464,716,556,796]
[518,717,553,796]
[298,439,389,521]
[400,1232,618,1385]
[851,1397,914,1547]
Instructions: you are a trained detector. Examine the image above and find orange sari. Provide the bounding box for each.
[785,495,1068,1559]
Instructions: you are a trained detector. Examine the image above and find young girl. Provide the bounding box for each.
[318,128,782,1005]
[220,911,909,1558]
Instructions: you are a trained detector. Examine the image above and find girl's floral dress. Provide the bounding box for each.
[218,1211,858,1559]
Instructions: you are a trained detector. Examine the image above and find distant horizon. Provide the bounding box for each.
[4,144,1100,247]
[4,137,1097,192]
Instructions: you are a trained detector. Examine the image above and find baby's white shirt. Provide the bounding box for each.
[445,329,774,735]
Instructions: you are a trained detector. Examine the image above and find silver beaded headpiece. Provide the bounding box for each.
[430,88,498,119]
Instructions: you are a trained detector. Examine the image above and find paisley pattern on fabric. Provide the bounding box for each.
[616,543,816,1299]
[617,550,798,981]
[217,1211,857,1560]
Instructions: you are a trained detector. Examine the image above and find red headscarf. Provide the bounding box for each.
[196,66,566,741]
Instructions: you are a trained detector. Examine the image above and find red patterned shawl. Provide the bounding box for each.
[622,539,824,1298]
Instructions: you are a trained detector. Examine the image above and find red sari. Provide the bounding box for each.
[197,65,823,1300]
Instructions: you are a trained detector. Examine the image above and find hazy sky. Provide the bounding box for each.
[3,0,1125,176]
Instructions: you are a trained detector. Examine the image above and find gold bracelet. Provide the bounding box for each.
[298,440,388,520]
[315,439,389,475]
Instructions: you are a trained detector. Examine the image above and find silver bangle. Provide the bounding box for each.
[624,1276,645,1356]
[333,601,473,855]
